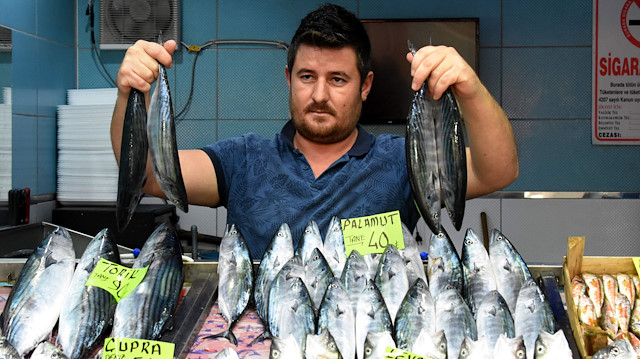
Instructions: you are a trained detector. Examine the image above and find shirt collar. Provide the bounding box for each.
[280,120,372,157]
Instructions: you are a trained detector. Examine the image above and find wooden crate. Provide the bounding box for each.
[562,236,639,358]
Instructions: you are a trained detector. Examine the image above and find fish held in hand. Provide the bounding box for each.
[116,88,148,232]
[147,61,188,212]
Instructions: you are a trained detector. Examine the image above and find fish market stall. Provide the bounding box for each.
[0,223,583,359]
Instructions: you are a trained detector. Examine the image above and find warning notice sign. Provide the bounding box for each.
[593,0,640,144]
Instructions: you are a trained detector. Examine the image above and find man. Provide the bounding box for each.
[111,4,518,259]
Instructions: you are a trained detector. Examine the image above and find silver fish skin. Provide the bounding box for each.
[305,329,343,359]
[475,290,515,352]
[355,279,393,359]
[213,347,239,359]
[116,88,148,232]
[363,331,395,359]
[406,78,441,235]
[462,228,498,317]
[147,61,188,212]
[491,334,526,359]
[57,228,120,359]
[534,329,572,359]
[458,336,490,359]
[304,247,334,313]
[324,216,347,279]
[1,227,76,356]
[297,220,324,265]
[317,278,356,359]
[340,250,369,317]
[254,223,294,333]
[394,278,435,351]
[592,339,637,359]
[363,253,381,281]
[270,334,303,359]
[0,336,20,359]
[435,287,477,359]
[434,86,467,231]
[399,222,428,287]
[374,244,410,322]
[411,329,447,359]
[269,277,315,354]
[428,229,464,299]
[489,229,533,315]
[30,342,69,359]
[268,255,305,339]
[111,222,184,341]
[514,277,556,359]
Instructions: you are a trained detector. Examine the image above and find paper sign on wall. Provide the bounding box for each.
[341,210,405,256]
[384,347,425,359]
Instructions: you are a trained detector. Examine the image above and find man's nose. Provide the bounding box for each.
[311,80,329,103]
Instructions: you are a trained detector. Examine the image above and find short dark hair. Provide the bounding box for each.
[287,3,371,84]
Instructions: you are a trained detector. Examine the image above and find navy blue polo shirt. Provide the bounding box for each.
[202,120,419,259]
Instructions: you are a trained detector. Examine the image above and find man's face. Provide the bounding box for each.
[286,44,373,144]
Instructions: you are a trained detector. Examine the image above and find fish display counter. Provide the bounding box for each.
[0,222,584,359]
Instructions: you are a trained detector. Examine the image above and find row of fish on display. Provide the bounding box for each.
[116,35,188,233]
[209,216,572,358]
[571,272,640,355]
[0,222,184,359]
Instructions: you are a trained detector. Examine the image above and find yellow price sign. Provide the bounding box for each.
[341,210,404,256]
[633,257,640,276]
[102,337,174,359]
[85,258,148,302]
[384,346,426,359]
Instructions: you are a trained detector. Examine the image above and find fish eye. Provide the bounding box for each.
[328,343,336,351]
[231,229,237,235]
[313,254,319,261]
[536,344,545,354]
[611,347,620,354]
[365,347,372,355]
[52,352,60,359]
[439,342,447,351]
[460,348,468,357]
[497,235,504,241]
[305,229,311,234]
[271,349,280,358]
[277,231,284,237]
[516,350,525,358]
[437,233,444,238]
[465,238,472,245]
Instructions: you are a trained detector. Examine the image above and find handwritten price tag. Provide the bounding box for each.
[633,257,640,276]
[103,337,174,359]
[384,347,425,359]
[341,210,404,256]
[85,258,148,302]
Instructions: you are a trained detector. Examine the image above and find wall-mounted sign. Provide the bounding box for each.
[593,0,640,144]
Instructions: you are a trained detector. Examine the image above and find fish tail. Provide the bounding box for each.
[203,329,238,346]
[248,330,271,346]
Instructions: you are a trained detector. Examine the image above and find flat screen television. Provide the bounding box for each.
[360,19,479,124]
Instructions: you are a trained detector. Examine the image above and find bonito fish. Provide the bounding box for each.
[374,244,409,322]
[111,222,184,340]
[462,228,497,316]
[363,331,395,359]
[318,278,356,359]
[406,42,441,235]
[31,342,69,359]
[394,278,435,352]
[489,229,533,315]
[428,228,464,299]
[475,290,515,352]
[116,88,148,232]
[435,286,477,359]
[57,228,121,359]
[147,40,188,212]
[324,216,347,279]
[514,278,556,359]
[433,76,467,231]
[253,223,294,339]
[306,329,343,359]
[1,227,76,356]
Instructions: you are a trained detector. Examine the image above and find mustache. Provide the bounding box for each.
[304,102,335,115]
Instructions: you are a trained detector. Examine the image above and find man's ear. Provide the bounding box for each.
[361,71,374,101]
[285,65,291,89]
